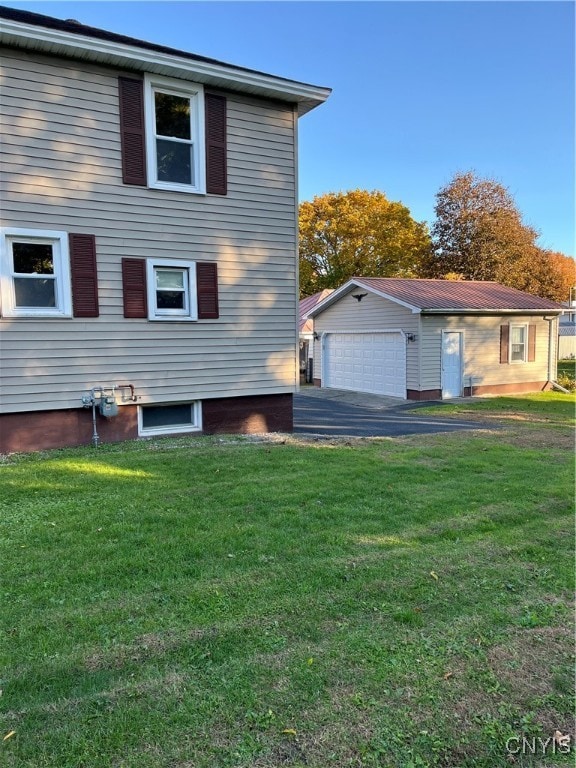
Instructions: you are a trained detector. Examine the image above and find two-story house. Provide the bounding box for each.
[0,6,330,452]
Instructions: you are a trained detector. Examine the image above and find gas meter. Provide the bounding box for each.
[99,395,118,418]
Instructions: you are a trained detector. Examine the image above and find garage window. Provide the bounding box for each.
[510,325,527,362]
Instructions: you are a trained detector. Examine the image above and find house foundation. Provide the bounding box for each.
[0,394,293,454]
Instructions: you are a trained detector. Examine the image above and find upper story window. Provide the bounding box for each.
[144,75,206,194]
[510,324,527,362]
[0,228,72,318]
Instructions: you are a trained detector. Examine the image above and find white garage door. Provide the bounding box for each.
[323,331,406,398]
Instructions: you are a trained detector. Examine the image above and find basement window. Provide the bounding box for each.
[138,402,202,436]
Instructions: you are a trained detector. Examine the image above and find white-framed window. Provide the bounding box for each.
[146,258,197,321]
[0,228,72,318]
[138,401,202,436]
[144,74,206,194]
[510,324,527,362]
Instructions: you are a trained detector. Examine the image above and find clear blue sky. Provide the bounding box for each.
[5,0,575,257]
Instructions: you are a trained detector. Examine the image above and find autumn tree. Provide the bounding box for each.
[299,189,430,297]
[528,250,575,303]
[423,171,574,301]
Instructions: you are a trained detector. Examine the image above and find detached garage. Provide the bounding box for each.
[306,278,563,400]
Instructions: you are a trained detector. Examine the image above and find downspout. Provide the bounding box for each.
[417,312,423,398]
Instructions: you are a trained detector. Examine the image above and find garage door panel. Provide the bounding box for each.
[324,332,406,398]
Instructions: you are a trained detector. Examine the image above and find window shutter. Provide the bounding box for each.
[197,262,219,319]
[122,258,148,318]
[500,324,509,364]
[69,233,99,318]
[118,77,147,186]
[527,324,536,362]
[205,93,227,195]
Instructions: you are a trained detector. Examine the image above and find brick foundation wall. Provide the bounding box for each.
[406,389,442,401]
[0,406,139,454]
[463,381,551,397]
[203,394,293,434]
[0,393,294,454]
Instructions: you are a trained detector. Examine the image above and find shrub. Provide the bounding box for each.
[556,372,576,392]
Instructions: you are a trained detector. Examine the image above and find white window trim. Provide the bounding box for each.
[146,258,198,321]
[144,73,206,194]
[0,228,72,318]
[138,401,202,436]
[509,323,528,364]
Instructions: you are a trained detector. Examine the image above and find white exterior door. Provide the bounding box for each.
[442,331,463,399]
[323,331,406,398]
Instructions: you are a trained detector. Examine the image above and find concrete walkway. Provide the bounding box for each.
[294,386,490,438]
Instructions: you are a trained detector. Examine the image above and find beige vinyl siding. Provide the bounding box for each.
[558,334,575,359]
[420,314,553,390]
[312,292,419,388]
[0,48,299,413]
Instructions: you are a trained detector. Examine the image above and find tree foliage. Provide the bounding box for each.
[531,250,575,303]
[299,189,430,297]
[423,171,574,301]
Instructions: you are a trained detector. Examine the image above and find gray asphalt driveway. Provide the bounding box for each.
[294,387,490,438]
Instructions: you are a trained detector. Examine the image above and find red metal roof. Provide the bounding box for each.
[299,289,334,332]
[350,278,564,312]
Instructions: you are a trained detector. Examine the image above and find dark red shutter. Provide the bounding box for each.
[118,77,147,186]
[500,324,509,364]
[197,262,219,319]
[122,258,148,318]
[69,234,99,318]
[527,324,536,362]
[205,93,227,195]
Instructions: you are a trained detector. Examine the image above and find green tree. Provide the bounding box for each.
[299,189,430,297]
[423,171,573,300]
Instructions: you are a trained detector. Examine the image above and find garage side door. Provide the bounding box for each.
[323,332,406,398]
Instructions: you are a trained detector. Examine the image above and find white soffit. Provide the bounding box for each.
[0,19,331,116]
[308,280,421,317]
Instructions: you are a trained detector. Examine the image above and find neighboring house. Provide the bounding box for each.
[558,302,576,359]
[0,7,330,452]
[298,289,333,382]
[307,278,563,400]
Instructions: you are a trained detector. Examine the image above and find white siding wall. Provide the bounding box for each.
[558,334,576,359]
[420,314,555,390]
[0,49,299,412]
[312,292,419,388]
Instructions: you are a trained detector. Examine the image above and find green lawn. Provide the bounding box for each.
[1,394,574,767]
[418,390,575,422]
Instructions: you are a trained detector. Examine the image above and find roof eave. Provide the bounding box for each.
[421,308,563,315]
[308,279,422,317]
[0,18,331,115]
